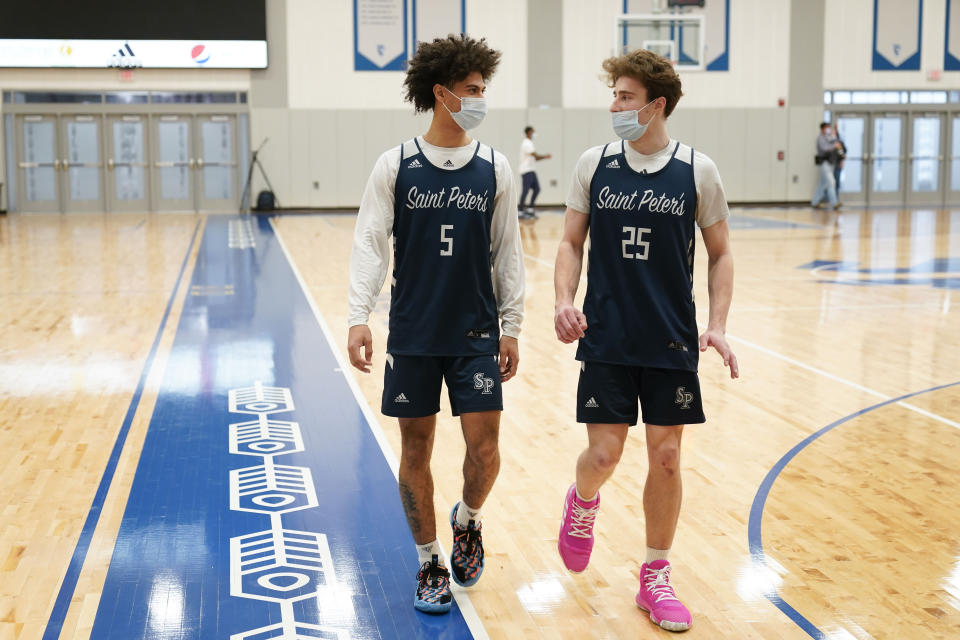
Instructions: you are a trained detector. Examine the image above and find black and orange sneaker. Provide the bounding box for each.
[414,555,452,614]
[449,503,484,587]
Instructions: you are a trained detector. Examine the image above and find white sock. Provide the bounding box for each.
[455,501,481,527]
[645,547,670,564]
[575,487,598,503]
[416,540,444,566]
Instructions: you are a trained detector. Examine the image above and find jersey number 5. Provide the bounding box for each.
[440,224,454,256]
[622,226,651,260]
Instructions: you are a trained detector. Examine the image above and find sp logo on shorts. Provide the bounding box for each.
[674,386,693,410]
[473,372,495,395]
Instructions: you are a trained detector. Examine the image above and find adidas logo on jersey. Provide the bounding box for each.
[443,159,455,167]
[584,397,599,408]
[605,159,620,169]
[407,159,422,168]
[394,393,410,403]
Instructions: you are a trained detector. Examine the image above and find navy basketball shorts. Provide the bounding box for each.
[576,361,706,426]
[381,354,503,418]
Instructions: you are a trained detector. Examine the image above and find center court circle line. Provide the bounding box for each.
[748,380,960,639]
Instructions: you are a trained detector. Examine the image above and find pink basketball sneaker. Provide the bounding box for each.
[557,483,599,572]
[635,560,692,632]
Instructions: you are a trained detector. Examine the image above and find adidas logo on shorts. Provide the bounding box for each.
[407,159,422,168]
[584,396,599,408]
[605,159,620,169]
[394,393,410,403]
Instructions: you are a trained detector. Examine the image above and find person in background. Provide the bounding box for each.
[518,126,552,219]
[811,122,843,210]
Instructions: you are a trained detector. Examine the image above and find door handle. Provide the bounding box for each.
[108,158,115,170]
[54,159,61,170]
[197,158,205,168]
[188,158,196,169]
[62,160,70,170]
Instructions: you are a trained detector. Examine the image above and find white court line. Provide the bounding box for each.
[718,331,960,431]
[270,218,490,640]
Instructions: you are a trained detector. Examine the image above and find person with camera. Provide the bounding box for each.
[811,122,843,210]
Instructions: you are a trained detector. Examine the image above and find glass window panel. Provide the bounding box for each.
[15,91,101,104]
[105,92,148,104]
[873,117,901,192]
[910,91,947,104]
[950,91,960,103]
[883,91,900,104]
[151,92,237,104]
[852,91,868,104]
[68,167,99,200]
[158,120,190,200]
[839,159,862,193]
[23,120,57,202]
[833,91,851,104]
[24,121,55,163]
[204,166,232,200]
[823,91,831,104]
[25,167,56,201]
[67,121,99,163]
[838,117,865,193]
[201,120,233,200]
[911,117,940,192]
[952,117,960,191]
[113,120,145,200]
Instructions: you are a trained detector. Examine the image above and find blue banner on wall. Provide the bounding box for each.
[947,0,960,70]
[354,0,408,71]
[872,0,923,71]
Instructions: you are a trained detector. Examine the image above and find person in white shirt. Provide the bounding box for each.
[347,34,524,615]
[518,126,551,219]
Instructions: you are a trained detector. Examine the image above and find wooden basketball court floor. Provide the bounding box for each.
[1,206,958,639]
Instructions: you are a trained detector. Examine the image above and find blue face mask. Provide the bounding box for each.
[442,90,487,131]
[611,100,656,141]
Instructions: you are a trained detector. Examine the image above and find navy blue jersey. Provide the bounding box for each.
[387,139,499,356]
[577,141,700,371]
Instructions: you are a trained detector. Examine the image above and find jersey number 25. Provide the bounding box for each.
[622,226,651,260]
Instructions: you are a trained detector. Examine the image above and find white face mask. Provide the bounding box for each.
[442,90,487,130]
[611,99,656,141]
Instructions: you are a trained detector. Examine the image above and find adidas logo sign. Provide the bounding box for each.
[407,159,422,168]
[394,393,409,403]
[605,159,620,169]
[584,397,599,408]
[443,159,455,167]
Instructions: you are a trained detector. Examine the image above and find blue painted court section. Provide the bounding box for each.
[86,216,475,639]
[799,258,960,290]
[748,380,960,639]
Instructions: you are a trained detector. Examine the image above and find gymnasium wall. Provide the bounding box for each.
[823,0,954,89]
[1,0,952,210]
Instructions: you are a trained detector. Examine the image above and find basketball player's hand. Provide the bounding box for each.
[348,324,373,373]
[555,303,588,344]
[699,329,739,379]
[499,336,519,382]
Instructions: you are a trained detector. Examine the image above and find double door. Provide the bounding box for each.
[835,111,960,206]
[15,113,239,213]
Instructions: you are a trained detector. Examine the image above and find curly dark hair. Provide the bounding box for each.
[602,49,683,117]
[403,34,501,112]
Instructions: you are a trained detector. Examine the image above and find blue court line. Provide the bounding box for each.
[42,220,201,640]
[748,380,960,639]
